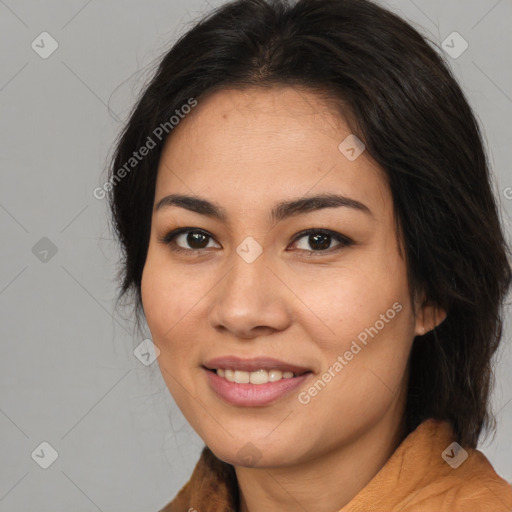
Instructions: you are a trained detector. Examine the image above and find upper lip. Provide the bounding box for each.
[203,356,312,375]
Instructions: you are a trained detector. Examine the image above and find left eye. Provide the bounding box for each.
[290,229,353,255]
[160,227,353,255]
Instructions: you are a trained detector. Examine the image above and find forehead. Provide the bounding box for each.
[154,86,389,218]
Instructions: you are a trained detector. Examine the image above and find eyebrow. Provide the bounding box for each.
[154,193,373,223]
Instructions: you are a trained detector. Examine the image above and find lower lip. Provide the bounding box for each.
[204,368,311,407]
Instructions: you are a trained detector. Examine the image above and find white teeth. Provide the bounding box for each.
[268,370,282,382]
[234,370,250,384]
[215,368,300,384]
[250,369,268,384]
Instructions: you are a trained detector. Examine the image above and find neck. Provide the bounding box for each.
[235,398,407,512]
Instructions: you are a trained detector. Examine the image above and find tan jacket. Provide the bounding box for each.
[160,419,512,512]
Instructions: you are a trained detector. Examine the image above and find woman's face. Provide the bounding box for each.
[141,86,430,467]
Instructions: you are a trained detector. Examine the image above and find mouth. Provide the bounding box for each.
[203,355,312,376]
[203,367,311,384]
[202,356,314,407]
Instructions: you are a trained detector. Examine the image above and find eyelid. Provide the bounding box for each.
[289,228,353,249]
[159,227,219,250]
[159,226,354,255]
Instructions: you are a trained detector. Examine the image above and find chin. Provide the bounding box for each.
[207,437,299,469]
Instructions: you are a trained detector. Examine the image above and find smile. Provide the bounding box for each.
[203,367,312,406]
[215,368,302,384]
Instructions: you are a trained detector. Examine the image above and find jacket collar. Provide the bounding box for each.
[161,440,238,512]
[160,418,512,512]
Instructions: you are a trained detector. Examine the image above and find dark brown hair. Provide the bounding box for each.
[107,0,512,448]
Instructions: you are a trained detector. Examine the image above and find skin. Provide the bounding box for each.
[141,86,446,512]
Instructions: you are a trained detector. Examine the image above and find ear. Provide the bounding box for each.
[413,295,447,336]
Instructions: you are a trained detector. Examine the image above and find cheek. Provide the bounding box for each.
[297,304,413,442]
[141,257,201,405]
[288,254,410,346]
[294,250,414,397]
[141,251,204,342]
[141,263,173,340]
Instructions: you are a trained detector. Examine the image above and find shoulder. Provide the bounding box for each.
[343,419,512,512]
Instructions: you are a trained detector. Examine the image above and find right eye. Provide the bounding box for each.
[160,227,221,255]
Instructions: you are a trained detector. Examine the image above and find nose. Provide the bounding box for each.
[208,251,292,340]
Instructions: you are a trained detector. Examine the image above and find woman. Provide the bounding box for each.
[107,0,512,510]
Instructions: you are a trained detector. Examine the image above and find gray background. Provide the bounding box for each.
[0,0,511,510]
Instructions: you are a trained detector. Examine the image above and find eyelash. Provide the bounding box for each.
[159,227,354,257]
